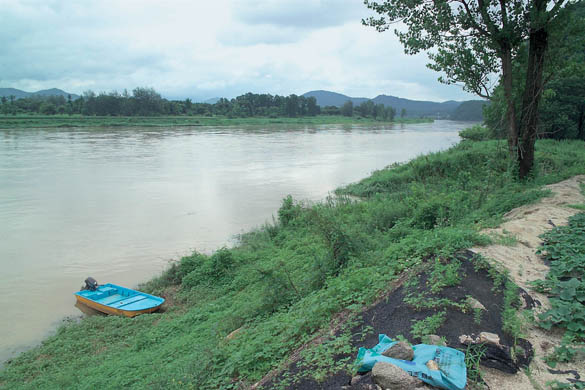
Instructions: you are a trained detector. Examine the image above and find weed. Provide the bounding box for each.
[411,311,447,340]
[502,279,524,340]
[465,344,487,389]
[428,257,462,293]
[473,307,483,325]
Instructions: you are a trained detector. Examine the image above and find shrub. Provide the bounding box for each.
[459,125,492,141]
[278,195,302,226]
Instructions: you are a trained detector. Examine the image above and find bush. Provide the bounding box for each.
[459,125,492,141]
[278,195,302,226]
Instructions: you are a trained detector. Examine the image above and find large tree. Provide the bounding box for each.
[364,0,570,178]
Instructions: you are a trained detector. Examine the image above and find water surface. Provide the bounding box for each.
[0,121,468,362]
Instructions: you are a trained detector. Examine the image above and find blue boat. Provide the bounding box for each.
[74,278,164,317]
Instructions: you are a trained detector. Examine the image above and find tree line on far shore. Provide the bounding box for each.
[0,89,401,121]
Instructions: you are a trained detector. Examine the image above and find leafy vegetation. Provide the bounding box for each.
[459,125,492,141]
[410,311,447,339]
[1,138,585,389]
[533,212,585,369]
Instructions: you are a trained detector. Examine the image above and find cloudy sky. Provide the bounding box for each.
[0,0,477,102]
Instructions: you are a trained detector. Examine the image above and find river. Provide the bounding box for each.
[0,120,469,363]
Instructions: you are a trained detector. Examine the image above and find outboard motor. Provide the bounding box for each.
[82,277,99,291]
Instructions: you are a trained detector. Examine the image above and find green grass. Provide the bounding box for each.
[1,138,585,389]
[0,114,432,129]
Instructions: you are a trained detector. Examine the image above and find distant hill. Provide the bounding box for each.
[0,88,79,100]
[371,95,460,119]
[0,88,31,99]
[204,97,221,104]
[302,90,370,107]
[450,100,488,121]
[303,90,483,120]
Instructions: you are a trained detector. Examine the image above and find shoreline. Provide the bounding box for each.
[0,115,434,129]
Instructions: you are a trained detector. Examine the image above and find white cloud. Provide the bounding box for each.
[0,0,477,101]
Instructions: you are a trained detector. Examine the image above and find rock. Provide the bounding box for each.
[426,360,439,370]
[426,334,446,346]
[372,362,423,390]
[479,332,500,346]
[466,296,486,311]
[350,373,371,386]
[459,334,474,345]
[382,341,414,360]
[540,340,554,351]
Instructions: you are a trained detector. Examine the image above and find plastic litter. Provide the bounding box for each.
[355,334,467,390]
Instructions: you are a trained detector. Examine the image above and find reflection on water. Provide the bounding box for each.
[74,301,105,317]
[0,121,469,363]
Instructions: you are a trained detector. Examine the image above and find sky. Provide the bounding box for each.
[0,0,477,102]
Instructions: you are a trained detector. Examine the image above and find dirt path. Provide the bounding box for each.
[471,175,585,390]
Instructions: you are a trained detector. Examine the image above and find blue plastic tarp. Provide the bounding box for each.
[355,334,467,390]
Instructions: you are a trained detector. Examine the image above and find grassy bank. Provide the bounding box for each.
[1,137,585,389]
[0,115,432,129]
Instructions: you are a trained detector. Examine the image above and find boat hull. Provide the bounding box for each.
[74,283,165,317]
[75,295,162,317]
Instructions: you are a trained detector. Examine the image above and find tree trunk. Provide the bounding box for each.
[577,104,585,140]
[501,46,518,153]
[517,14,549,179]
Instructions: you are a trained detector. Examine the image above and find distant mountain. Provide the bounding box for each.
[0,87,79,100]
[303,90,369,107]
[0,88,31,99]
[450,100,488,121]
[371,95,460,119]
[204,97,221,104]
[303,90,484,120]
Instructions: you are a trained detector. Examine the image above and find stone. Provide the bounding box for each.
[426,334,447,346]
[382,341,415,360]
[372,362,423,390]
[466,296,486,311]
[350,373,370,386]
[459,334,474,345]
[479,332,500,346]
[540,340,554,351]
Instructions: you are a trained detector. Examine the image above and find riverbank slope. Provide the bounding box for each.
[1,137,584,389]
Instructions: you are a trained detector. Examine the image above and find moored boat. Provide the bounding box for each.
[74,277,164,317]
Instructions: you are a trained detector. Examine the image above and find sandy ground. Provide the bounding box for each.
[471,175,585,390]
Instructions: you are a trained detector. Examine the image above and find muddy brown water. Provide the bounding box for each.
[0,121,470,363]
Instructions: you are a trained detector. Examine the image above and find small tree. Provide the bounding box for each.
[341,100,353,117]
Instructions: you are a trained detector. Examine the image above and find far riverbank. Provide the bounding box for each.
[0,115,433,129]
